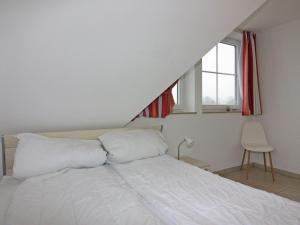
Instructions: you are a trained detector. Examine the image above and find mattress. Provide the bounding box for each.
[0,167,165,225]
[111,155,300,225]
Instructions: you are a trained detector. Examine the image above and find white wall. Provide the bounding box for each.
[0,1,265,176]
[0,143,2,176]
[256,19,300,174]
[0,0,264,135]
[129,60,247,172]
[129,114,246,172]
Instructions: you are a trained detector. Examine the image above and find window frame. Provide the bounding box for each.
[172,80,184,112]
[201,37,241,113]
[172,69,197,114]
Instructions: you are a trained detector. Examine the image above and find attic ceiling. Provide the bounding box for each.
[0,0,265,134]
[240,0,300,32]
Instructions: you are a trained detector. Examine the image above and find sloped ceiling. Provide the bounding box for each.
[240,0,300,32]
[0,0,265,134]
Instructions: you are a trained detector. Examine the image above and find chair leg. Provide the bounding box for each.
[246,151,251,180]
[263,152,267,172]
[240,149,246,170]
[268,152,275,182]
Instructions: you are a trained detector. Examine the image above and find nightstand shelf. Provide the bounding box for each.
[179,156,210,171]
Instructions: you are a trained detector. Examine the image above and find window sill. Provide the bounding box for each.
[201,106,241,114]
[202,110,241,114]
[171,111,197,115]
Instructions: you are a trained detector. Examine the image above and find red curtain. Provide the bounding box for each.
[161,82,177,118]
[242,31,262,116]
[138,81,178,119]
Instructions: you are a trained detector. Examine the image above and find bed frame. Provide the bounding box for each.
[1,125,163,176]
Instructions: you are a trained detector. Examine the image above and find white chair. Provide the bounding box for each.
[240,121,275,182]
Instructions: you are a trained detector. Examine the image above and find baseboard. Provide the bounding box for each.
[215,163,300,179]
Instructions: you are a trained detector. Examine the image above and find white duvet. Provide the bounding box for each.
[0,167,164,225]
[112,155,300,225]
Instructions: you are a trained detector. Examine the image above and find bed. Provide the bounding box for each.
[111,154,300,225]
[0,126,165,225]
[1,165,166,225]
[1,126,300,225]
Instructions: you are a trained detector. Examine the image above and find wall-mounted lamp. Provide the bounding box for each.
[177,137,194,160]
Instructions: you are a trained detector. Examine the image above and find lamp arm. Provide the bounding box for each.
[177,140,185,160]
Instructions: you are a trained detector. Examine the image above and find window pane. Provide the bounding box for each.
[202,46,216,72]
[172,83,178,104]
[218,43,235,74]
[218,74,236,105]
[202,72,216,105]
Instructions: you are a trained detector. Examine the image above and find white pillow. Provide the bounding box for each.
[13,133,107,179]
[99,129,168,163]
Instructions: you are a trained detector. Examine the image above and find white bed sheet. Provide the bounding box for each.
[111,155,300,225]
[0,167,165,225]
[0,176,21,225]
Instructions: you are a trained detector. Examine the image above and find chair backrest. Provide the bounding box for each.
[241,121,268,146]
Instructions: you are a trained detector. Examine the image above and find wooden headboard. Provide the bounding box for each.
[1,125,163,176]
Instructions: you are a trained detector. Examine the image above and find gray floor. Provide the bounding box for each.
[219,167,300,202]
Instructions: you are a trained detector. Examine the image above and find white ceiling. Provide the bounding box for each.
[240,0,300,32]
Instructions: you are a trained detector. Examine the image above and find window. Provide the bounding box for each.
[202,38,241,112]
[171,34,241,115]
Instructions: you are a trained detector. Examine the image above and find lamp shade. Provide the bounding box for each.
[177,137,194,160]
[184,137,194,146]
